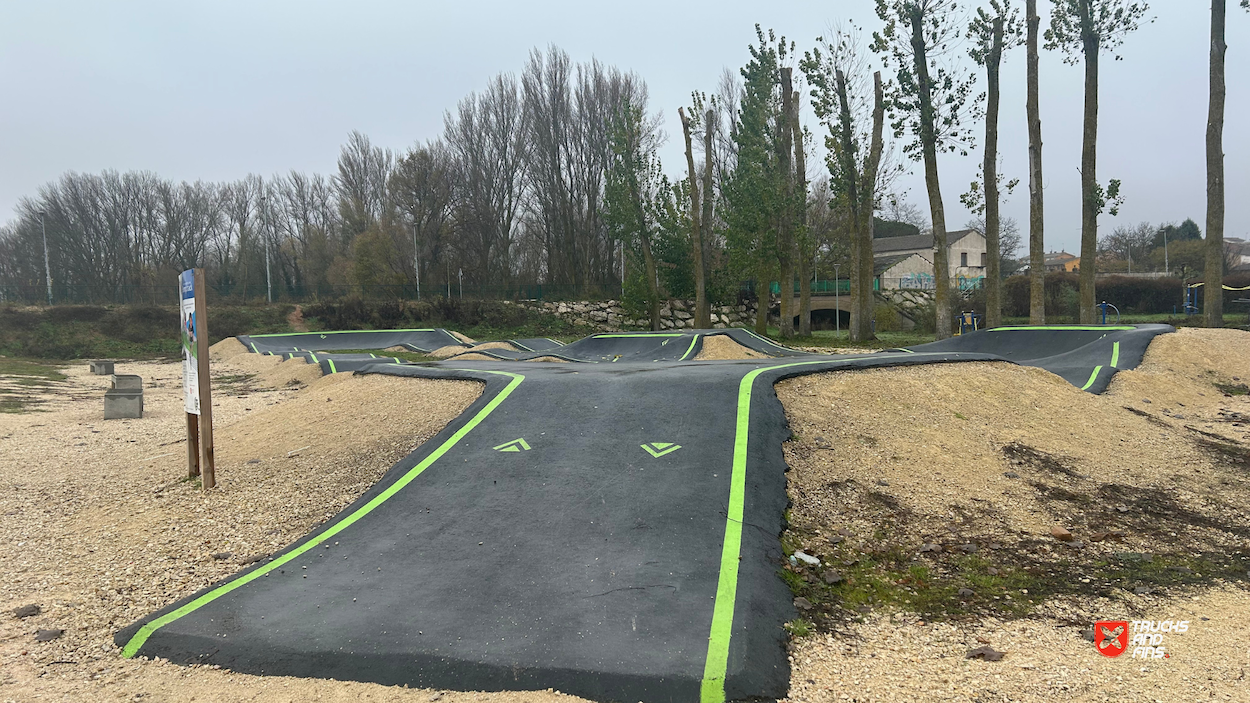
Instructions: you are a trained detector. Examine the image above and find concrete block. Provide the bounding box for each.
[111,374,143,390]
[89,360,115,375]
[104,389,143,419]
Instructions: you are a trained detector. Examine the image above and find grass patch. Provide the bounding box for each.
[0,304,296,360]
[0,357,67,380]
[1215,382,1250,396]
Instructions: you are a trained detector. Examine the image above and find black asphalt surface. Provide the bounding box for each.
[118,325,1173,702]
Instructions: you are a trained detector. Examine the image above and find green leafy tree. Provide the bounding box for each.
[873,0,980,339]
[605,101,665,330]
[724,26,791,334]
[1045,0,1150,322]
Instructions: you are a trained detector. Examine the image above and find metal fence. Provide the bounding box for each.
[0,281,624,306]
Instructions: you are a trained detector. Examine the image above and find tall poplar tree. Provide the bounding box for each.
[1046,0,1149,323]
[874,0,978,339]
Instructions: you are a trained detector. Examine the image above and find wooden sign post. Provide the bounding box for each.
[180,269,216,489]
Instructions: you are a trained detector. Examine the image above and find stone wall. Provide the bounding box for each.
[515,299,758,332]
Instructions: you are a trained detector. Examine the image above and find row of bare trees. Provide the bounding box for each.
[0,47,650,304]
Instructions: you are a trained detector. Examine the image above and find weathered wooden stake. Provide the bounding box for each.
[186,412,200,477]
[193,268,216,489]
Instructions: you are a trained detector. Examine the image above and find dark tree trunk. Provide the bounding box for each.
[984,17,1004,328]
[910,9,952,338]
[1027,0,1046,324]
[792,94,812,336]
[1205,0,1226,327]
[1078,0,1099,324]
[834,69,867,342]
[678,107,709,331]
[700,110,715,329]
[777,68,796,338]
[859,72,885,342]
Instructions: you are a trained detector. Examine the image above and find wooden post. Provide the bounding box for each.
[186,412,200,477]
[193,268,216,489]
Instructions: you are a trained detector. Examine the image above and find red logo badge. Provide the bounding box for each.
[1094,620,1129,657]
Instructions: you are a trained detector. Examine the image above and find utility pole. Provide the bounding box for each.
[458,268,463,299]
[38,210,52,305]
[1163,227,1169,275]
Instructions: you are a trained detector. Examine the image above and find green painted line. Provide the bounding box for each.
[392,357,401,364]
[701,357,869,702]
[248,329,439,338]
[369,353,378,358]
[327,359,338,374]
[896,348,916,354]
[641,442,682,458]
[594,333,686,338]
[986,325,1134,332]
[511,340,536,352]
[308,353,318,363]
[680,335,701,360]
[1110,342,1120,368]
[120,369,525,659]
[544,338,565,346]
[1080,365,1103,391]
[493,437,531,452]
[249,342,259,353]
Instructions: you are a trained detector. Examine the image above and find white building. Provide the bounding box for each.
[871,229,987,289]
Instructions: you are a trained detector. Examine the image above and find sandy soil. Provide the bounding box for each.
[775,327,1250,701]
[695,334,772,360]
[0,352,572,703]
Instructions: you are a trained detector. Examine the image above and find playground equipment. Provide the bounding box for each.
[955,311,982,335]
[1097,301,1121,325]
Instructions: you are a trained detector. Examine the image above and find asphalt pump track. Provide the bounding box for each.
[117,324,1173,702]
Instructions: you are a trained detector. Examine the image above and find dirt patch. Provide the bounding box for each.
[696,334,772,360]
[0,358,552,703]
[209,336,249,362]
[255,356,323,389]
[426,345,471,358]
[774,327,1250,700]
[527,356,570,363]
[286,304,309,332]
[446,352,498,361]
[449,330,475,344]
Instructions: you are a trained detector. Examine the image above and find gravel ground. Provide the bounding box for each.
[695,335,771,360]
[775,327,1250,701]
[0,350,583,703]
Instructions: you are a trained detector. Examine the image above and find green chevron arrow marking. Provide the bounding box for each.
[493,438,531,452]
[641,442,682,458]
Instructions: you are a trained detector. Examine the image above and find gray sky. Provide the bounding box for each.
[2,0,1246,254]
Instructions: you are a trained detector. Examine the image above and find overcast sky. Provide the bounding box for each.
[2,1,1246,253]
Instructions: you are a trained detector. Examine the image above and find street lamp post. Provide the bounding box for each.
[38,210,52,305]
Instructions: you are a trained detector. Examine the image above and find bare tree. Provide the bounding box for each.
[1026,0,1046,323]
[1203,0,1246,326]
[678,106,710,328]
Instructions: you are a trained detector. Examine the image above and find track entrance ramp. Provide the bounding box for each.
[118,325,1173,702]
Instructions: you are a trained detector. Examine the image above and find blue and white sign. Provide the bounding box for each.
[180,269,199,415]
